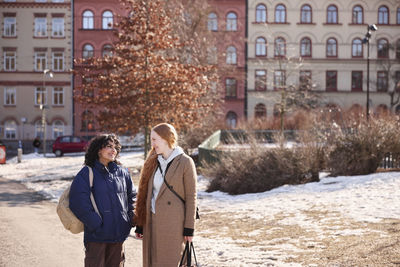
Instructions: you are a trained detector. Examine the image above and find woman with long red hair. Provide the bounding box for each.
[134,123,197,267]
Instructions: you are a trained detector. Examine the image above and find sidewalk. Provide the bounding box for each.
[0,177,142,267]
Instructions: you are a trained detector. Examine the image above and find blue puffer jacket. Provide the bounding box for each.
[69,160,136,243]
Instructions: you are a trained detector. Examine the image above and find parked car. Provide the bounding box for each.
[52,136,88,157]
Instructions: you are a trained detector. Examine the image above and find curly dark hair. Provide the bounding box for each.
[84,134,122,167]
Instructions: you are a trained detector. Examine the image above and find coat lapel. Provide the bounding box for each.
[155,154,183,202]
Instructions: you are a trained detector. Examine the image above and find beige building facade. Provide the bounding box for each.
[0,0,72,150]
[247,0,400,118]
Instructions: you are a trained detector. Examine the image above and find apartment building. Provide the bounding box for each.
[207,0,246,128]
[73,0,124,139]
[0,0,72,150]
[246,0,400,118]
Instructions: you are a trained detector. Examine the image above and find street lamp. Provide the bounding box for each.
[362,24,378,120]
[42,69,54,157]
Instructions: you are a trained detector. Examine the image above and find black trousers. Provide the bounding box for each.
[84,242,125,267]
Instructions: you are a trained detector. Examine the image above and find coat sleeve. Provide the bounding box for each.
[124,168,137,225]
[182,156,197,234]
[69,167,102,232]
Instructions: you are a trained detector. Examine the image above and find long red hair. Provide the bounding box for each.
[135,123,178,226]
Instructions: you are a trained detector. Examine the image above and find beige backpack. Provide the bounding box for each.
[56,166,100,234]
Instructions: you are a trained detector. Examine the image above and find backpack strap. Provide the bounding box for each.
[87,166,100,216]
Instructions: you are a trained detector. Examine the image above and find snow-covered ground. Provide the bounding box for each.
[1,152,399,266]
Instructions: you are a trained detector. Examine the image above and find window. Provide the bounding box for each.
[299,70,312,89]
[81,79,94,97]
[254,103,266,118]
[53,87,63,105]
[274,37,285,57]
[226,111,237,128]
[52,52,64,71]
[226,46,237,64]
[81,110,95,131]
[4,17,16,37]
[351,71,363,91]
[82,44,94,59]
[395,71,400,92]
[378,6,389,24]
[207,13,218,31]
[4,51,16,71]
[352,38,363,57]
[255,37,266,56]
[4,120,17,139]
[377,39,389,58]
[4,88,16,105]
[102,44,113,57]
[398,8,400,24]
[326,38,337,57]
[102,11,113,29]
[300,37,311,57]
[35,52,47,71]
[83,10,94,29]
[256,4,267,23]
[225,78,237,98]
[52,120,64,139]
[274,70,285,89]
[377,71,388,92]
[255,70,266,91]
[326,71,337,91]
[327,5,338,24]
[273,104,280,117]
[226,12,237,31]
[352,5,363,24]
[35,87,47,105]
[34,17,47,37]
[300,5,312,23]
[397,39,400,59]
[275,4,286,23]
[52,18,64,37]
[35,120,44,139]
[207,46,217,64]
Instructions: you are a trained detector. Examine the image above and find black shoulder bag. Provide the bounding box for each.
[158,159,200,220]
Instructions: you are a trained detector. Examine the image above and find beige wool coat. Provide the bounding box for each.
[142,153,197,267]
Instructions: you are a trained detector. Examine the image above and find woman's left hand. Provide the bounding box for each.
[184,236,193,242]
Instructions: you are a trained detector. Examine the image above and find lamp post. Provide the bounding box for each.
[362,24,378,121]
[42,69,54,157]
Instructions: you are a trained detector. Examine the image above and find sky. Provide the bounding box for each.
[1,152,399,266]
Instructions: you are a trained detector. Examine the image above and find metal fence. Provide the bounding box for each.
[380,153,400,170]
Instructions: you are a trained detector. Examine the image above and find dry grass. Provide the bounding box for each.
[196,206,400,266]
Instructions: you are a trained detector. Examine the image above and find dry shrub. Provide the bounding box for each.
[326,115,400,176]
[238,109,316,131]
[203,134,322,195]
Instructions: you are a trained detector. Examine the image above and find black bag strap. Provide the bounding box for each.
[179,241,198,267]
[157,158,200,220]
[157,158,184,201]
[179,241,190,266]
[191,242,198,266]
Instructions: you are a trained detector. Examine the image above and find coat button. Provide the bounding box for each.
[167,201,171,205]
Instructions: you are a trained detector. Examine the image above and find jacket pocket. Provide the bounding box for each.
[93,210,115,240]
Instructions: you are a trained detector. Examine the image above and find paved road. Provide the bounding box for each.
[0,177,142,267]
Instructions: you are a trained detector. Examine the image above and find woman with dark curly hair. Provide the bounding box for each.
[69,134,137,267]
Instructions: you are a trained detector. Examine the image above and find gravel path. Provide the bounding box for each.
[0,177,142,267]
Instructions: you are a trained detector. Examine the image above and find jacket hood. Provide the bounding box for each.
[157,146,184,166]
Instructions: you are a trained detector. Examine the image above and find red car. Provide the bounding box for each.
[52,136,88,157]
